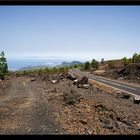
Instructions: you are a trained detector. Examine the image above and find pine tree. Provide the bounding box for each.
[122,57,128,65]
[91,59,99,70]
[84,61,90,70]
[0,51,8,79]
[132,53,139,63]
[101,58,104,64]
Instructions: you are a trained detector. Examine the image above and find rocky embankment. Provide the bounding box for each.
[100,63,140,84]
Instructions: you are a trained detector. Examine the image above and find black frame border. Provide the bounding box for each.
[0,0,140,5]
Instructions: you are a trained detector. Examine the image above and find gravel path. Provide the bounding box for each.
[0,77,62,134]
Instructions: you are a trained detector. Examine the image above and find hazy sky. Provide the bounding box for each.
[0,6,140,61]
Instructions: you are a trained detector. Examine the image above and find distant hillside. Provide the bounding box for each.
[19,65,47,71]
[56,61,83,67]
[18,61,83,71]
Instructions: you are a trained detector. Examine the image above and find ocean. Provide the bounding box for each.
[7,58,76,71]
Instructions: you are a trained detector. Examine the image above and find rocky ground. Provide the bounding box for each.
[96,63,140,85]
[0,73,140,134]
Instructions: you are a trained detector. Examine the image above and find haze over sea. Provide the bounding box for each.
[7,58,85,71]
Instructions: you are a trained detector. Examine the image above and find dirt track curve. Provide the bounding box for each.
[0,77,63,134]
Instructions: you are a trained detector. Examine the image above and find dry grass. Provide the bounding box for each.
[88,80,118,95]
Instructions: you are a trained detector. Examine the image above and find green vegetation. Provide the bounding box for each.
[91,59,99,70]
[122,57,132,65]
[132,53,140,63]
[122,53,140,65]
[83,59,99,71]
[0,51,8,80]
[15,64,83,76]
[108,60,115,69]
[14,52,140,76]
[84,61,91,70]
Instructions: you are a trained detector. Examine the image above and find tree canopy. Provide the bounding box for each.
[122,53,140,65]
[91,59,99,70]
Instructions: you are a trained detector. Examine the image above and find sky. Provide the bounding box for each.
[0,6,140,61]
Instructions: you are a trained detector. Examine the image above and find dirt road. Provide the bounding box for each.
[0,77,63,134]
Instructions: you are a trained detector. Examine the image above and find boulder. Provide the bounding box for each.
[41,77,47,81]
[63,89,81,105]
[51,80,58,84]
[73,79,79,85]
[133,95,140,104]
[119,93,131,99]
[100,118,114,129]
[74,78,89,89]
[79,119,87,124]
[118,77,124,80]
[137,123,140,130]
[76,76,88,86]
[59,73,64,79]
[67,73,77,80]
[59,73,63,77]
[77,84,82,88]
[30,78,36,81]
[82,84,90,89]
